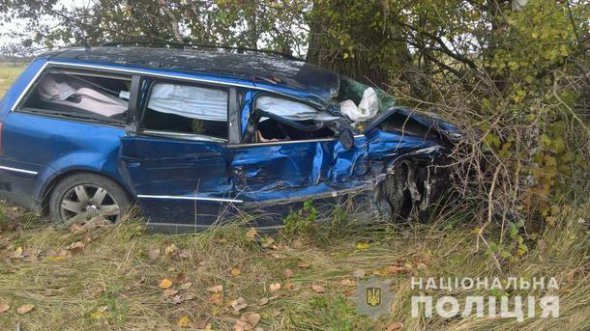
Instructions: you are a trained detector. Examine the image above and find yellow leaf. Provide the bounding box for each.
[159,278,173,289]
[177,315,192,328]
[90,306,109,320]
[17,304,34,315]
[343,52,349,59]
[164,243,177,255]
[356,242,370,250]
[231,266,241,276]
[269,282,281,292]
[245,228,258,240]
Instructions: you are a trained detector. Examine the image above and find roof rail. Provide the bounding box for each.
[100,41,303,61]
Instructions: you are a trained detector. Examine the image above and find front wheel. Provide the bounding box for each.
[49,173,131,224]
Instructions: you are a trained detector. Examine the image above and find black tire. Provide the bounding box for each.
[49,173,131,223]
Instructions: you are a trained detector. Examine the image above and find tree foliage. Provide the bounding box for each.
[2,0,590,229]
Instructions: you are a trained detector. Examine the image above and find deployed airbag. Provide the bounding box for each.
[148,83,228,122]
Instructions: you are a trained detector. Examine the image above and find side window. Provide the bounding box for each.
[143,82,228,140]
[20,70,131,123]
[250,95,338,143]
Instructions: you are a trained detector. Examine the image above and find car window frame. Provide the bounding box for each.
[233,91,339,147]
[14,66,135,127]
[136,78,237,144]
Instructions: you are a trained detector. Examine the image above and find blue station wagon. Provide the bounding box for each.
[0,46,461,231]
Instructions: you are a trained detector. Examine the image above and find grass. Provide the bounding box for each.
[0,64,589,330]
[0,206,588,331]
[0,63,26,97]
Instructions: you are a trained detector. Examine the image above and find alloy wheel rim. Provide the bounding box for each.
[60,184,120,222]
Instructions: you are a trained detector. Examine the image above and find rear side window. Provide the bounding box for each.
[142,82,228,140]
[20,70,132,124]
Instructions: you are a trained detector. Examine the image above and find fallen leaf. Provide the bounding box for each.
[387,321,404,331]
[268,282,281,292]
[176,249,191,260]
[282,268,294,278]
[179,282,192,290]
[10,246,23,259]
[340,279,355,287]
[311,284,325,294]
[352,269,366,278]
[230,297,248,312]
[261,237,275,248]
[170,295,184,304]
[164,243,177,255]
[159,278,173,289]
[192,319,210,329]
[246,228,258,240]
[375,265,411,276]
[206,285,223,293]
[148,247,160,261]
[163,289,179,297]
[0,303,9,313]
[17,304,34,315]
[235,319,249,331]
[90,306,109,320]
[177,315,192,328]
[231,266,241,277]
[284,282,295,290]
[43,287,65,296]
[66,241,85,254]
[258,297,269,306]
[238,312,261,329]
[209,293,223,305]
[297,262,311,269]
[356,242,370,250]
[176,272,189,283]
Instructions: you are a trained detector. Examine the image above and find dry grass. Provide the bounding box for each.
[0,63,26,97]
[0,205,587,330]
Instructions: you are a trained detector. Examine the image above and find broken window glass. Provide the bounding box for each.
[337,77,396,122]
[250,95,340,143]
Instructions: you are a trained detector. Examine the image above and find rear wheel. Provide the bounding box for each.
[49,173,131,223]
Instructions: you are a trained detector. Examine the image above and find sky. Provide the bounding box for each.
[0,0,84,47]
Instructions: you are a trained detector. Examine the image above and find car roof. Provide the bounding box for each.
[40,46,340,107]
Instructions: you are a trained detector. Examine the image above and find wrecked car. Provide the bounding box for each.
[0,46,461,231]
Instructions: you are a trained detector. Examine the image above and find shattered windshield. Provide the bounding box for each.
[334,76,396,123]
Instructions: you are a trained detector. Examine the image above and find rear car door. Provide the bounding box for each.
[120,78,241,229]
